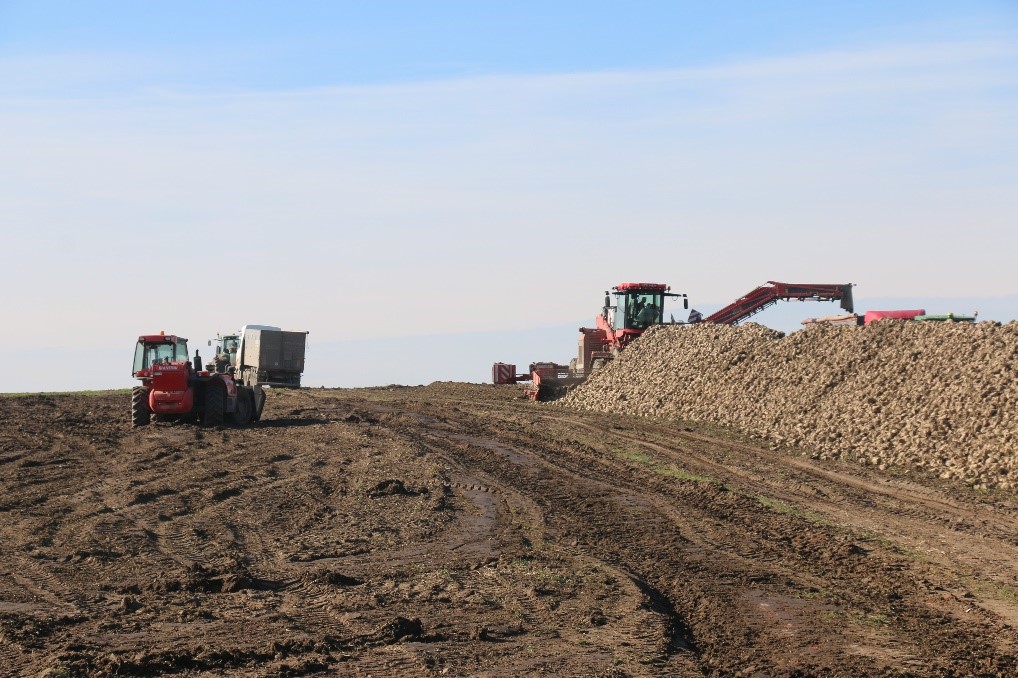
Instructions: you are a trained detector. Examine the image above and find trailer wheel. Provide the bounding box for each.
[203,381,225,427]
[131,386,151,427]
[231,390,254,426]
[251,386,265,422]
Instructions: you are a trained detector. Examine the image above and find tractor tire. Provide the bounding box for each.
[203,381,226,427]
[230,389,254,426]
[131,387,151,427]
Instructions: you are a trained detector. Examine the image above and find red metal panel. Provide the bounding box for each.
[577,328,607,372]
[614,282,669,292]
[492,363,516,384]
[138,334,186,344]
[149,388,194,415]
[863,309,925,325]
[149,363,189,391]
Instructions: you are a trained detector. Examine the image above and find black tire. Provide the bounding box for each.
[230,389,254,426]
[203,381,226,427]
[251,386,265,422]
[131,386,151,427]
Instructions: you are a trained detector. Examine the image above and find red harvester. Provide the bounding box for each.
[494,282,689,400]
[495,280,855,401]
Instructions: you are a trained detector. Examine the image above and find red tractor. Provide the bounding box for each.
[577,282,689,371]
[131,332,265,427]
[494,282,689,400]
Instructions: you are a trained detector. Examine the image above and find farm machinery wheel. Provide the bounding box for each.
[203,381,226,427]
[230,389,254,426]
[131,387,151,427]
[249,385,266,422]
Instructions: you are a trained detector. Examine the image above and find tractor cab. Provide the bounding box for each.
[133,334,191,376]
[208,325,282,375]
[615,286,665,331]
[209,333,241,373]
[608,283,688,332]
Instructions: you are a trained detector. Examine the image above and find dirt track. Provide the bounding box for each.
[1,384,1017,677]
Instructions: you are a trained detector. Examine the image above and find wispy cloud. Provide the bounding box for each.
[2,37,1016,359]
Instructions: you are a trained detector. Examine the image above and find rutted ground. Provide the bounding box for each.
[0,384,1016,676]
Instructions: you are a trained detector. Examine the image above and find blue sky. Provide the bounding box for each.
[2,1,1017,390]
[2,2,1014,92]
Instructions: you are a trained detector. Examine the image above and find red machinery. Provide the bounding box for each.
[703,281,854,325]
[493,283,688,400]
[803,309,978,326]
[131,332,265,427]
[862,309,925,325]
[494,280,858,401]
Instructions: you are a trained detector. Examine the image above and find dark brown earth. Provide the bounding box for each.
[1,384,1016,677]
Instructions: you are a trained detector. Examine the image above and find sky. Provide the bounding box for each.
[1,1,1017,391]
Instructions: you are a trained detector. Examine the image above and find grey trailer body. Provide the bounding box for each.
[236,327,309,388]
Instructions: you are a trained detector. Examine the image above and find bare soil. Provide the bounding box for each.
[1,384,1016,677]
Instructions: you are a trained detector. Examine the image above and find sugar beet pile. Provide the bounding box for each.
[562,321,1018,490]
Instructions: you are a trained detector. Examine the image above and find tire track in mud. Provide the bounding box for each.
[547,412,1018,627]
[545,417,1013,671]
[3,387,1016,677]
[331,403,690,674]
[131,418,457,669]
[372,393,1017,676]
[634,417,1018,534]
[546,410,1018,544]
[0,640,25,676]
[6,555,83,615]
[126,427,283,571]
[374,410,704,675]
[437,464,675,663]
[3,432,175,628]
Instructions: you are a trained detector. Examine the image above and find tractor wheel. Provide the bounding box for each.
[203,381,226,427]
[131,387,151,427]
[230,390,254,426]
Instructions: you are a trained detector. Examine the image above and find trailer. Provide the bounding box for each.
[211,325,309,388]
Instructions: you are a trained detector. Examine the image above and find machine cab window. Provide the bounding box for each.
[618,292,664,330]
[212,334,240,368]
[133,338,190,374]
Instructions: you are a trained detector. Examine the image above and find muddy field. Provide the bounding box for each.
[1,384,1017,677]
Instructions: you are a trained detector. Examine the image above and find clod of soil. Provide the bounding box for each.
[368,616,425,644]
[367,478,416,497]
